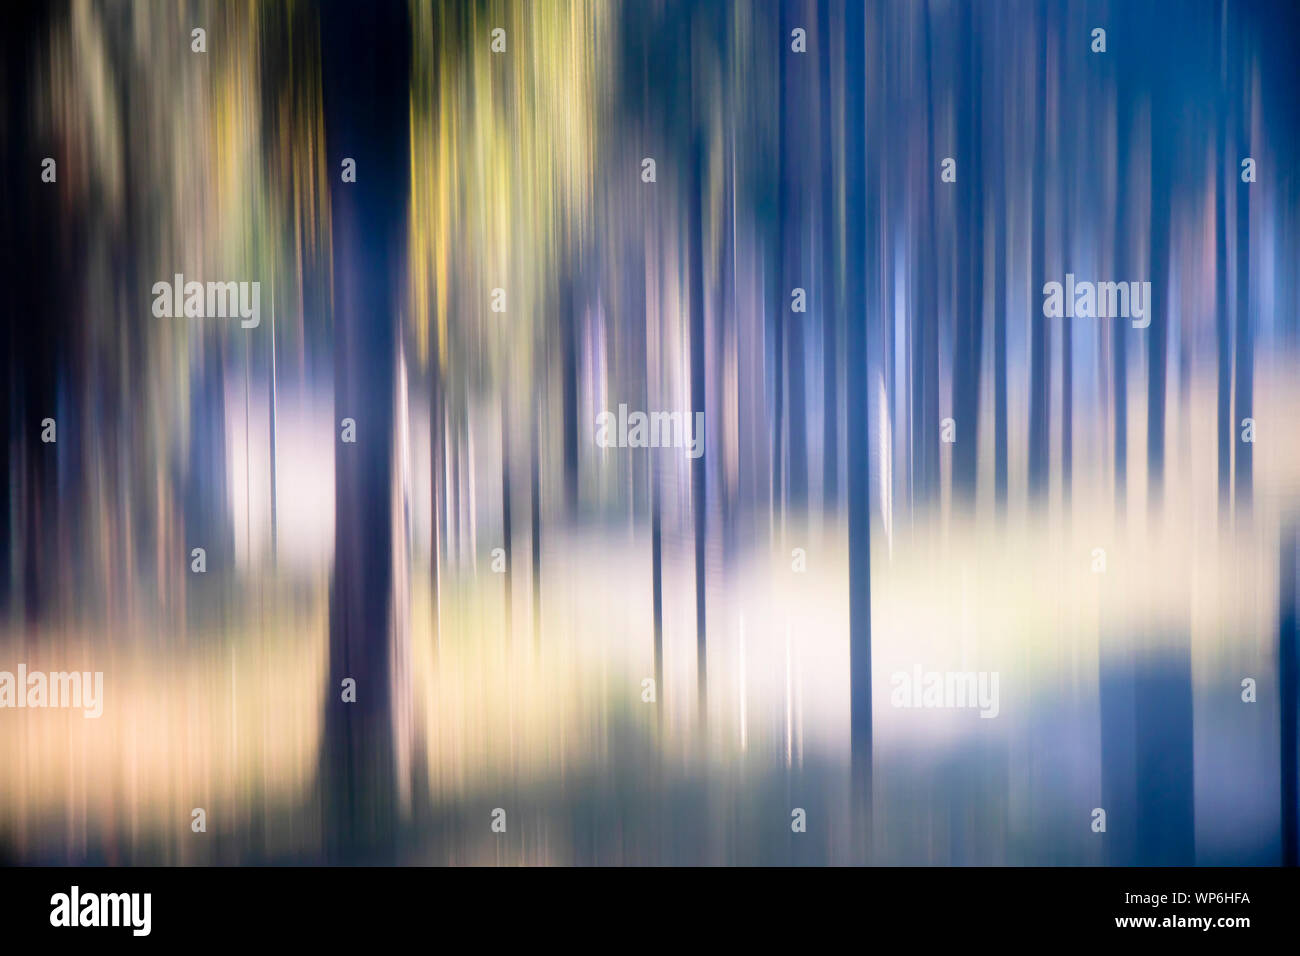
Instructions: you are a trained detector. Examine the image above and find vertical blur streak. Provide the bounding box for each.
[844,0,873,846]
[2,0,1300,864]
[321,0,409,859]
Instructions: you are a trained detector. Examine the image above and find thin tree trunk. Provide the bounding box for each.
[689,21,708,730]
[561,275,579,519]
[501,403,512,639]
[1028,2,1050,500]
[993,10,1008,512]
[1058,13,1072,508]
[1233,71,1253,513]
[952,3,984,506]
[915,2,940,504]
[772,27,786,519]
[845,0,873,844]
[429,333,443,663]
[530,403,541,651]
[1216,12,1231,508]
[651,467,664,730]
[1148,92,1171,511]
[819,0,839,513]
[1113,64,1130,515]
[782,4,808,509]
[1280,523,1299,866]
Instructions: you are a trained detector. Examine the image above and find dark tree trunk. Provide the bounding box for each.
[993,19,1008,513]
[321,0,409,860]
[1133,653,1196,864]
[2,3,66,623]
[772,34,786,518]
[1148,89,1171,511]
[1058,13,1072,507]
[1216,108,1231,506]
[1216,6,1232,508]
[914,2,940,505]
[1137,11,1193,867]
[1280,524,1299,866]
[1113,67,1130,515]
[689,21,708,729]
[951,2,984,506]
[782,1,808,511]
[651,468,664,729]
[819,0,840,513]
[845,0,873,842]
[560,275,580,518]
[1027,4,1050,501]
[1233,79,1253,513]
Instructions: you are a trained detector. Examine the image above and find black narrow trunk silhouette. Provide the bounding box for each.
[1280,524,1299,866]
[321,0,409,860]
[560,275,580,518]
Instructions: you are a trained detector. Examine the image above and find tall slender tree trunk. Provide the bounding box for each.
[1233,72,1253,514]
[819,0,840,513]
[1280,524,1299,866]
[689,22,708,731]
[1058,13,1072,508]
[1027,3,1050,501]
[1113,66,1130,515]
[771,7,785,522]
[651,467,664,730]
[560,275,580,518]
[993,11,1008,513]
[531,403,541,651]
[321,0,408,860]
[952,3,984,506]
[782,2,808,510]
[915,2,940,505]
[1216,3,1232,508]
[429,333,443,663]
[1139,14,1193,866]
[501,403,512,639]
[845,0,873,847]
[1148,96,1171,511]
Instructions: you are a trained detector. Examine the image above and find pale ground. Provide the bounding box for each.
[2,360,1297,863]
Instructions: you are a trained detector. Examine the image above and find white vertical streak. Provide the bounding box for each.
[785,615,792,767]
[739,615,748,753]
[879,374,893,559]
[392,343,414,815]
